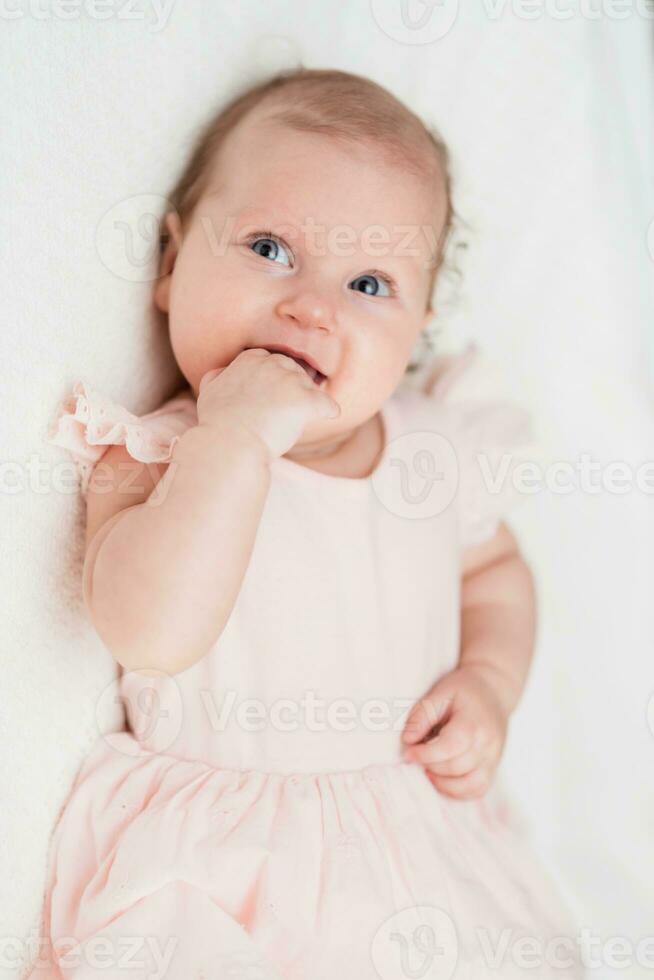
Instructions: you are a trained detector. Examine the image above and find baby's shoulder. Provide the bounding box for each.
[47,381,198,500]
[393,342,533,436]
[391,342,542,549]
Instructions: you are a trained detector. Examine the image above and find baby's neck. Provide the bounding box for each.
[283,412,385,479]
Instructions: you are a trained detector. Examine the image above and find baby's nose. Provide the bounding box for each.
[276,288,336,333]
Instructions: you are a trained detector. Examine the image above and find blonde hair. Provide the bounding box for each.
[161,66,462,328]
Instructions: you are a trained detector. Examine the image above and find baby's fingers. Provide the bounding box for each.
[402,694,449,746]
[422,743,482,777]
[199,368,224,392]
[404,712,477,767]
[427,765,493,801]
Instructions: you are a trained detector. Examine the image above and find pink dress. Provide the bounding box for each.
[30,344,584,980]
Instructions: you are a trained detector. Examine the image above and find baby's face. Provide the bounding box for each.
[155,110,446,446]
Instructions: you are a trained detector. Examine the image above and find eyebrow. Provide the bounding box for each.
[232,206,302,228]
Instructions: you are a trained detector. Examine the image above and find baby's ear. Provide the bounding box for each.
[153,210,182,314]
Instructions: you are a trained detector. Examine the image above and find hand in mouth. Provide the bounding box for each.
[244,346,328,387]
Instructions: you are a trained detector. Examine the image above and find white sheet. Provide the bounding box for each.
[2,5,653,977]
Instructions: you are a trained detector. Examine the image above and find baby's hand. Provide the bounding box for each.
[401,663,509,800]
[197,348,340,462]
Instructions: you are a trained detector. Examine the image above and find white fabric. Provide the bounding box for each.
[2,6,653,979]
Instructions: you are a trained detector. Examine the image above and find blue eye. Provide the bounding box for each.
[245,231,396,297]
[349,273,394,298]
[248,233,292,267]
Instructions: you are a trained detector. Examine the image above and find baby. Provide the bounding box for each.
[95,71,526,733]
[33,67,583,979]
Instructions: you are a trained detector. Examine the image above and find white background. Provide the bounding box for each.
[1,2,653,977]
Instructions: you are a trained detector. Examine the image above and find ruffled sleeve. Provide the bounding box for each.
[417,342,541,549]
[47,382,198,499]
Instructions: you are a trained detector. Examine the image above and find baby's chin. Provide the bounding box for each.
[282,432,350,465]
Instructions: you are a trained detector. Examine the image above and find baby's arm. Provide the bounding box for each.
[86,425,271,677]
[401,522,536,799]
[458,521,537,717]
[84,349,338,679]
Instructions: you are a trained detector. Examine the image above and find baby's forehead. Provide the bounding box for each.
[218,110,438,196]
[215,126,440,225]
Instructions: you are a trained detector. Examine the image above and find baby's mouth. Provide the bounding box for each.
[287,356,327,387]
[245,346,328,387]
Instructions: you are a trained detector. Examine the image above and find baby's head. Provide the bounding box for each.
[155,67,454,442]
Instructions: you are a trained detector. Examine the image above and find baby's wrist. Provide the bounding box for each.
[176,420,273,474]
[458,660,519,719]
